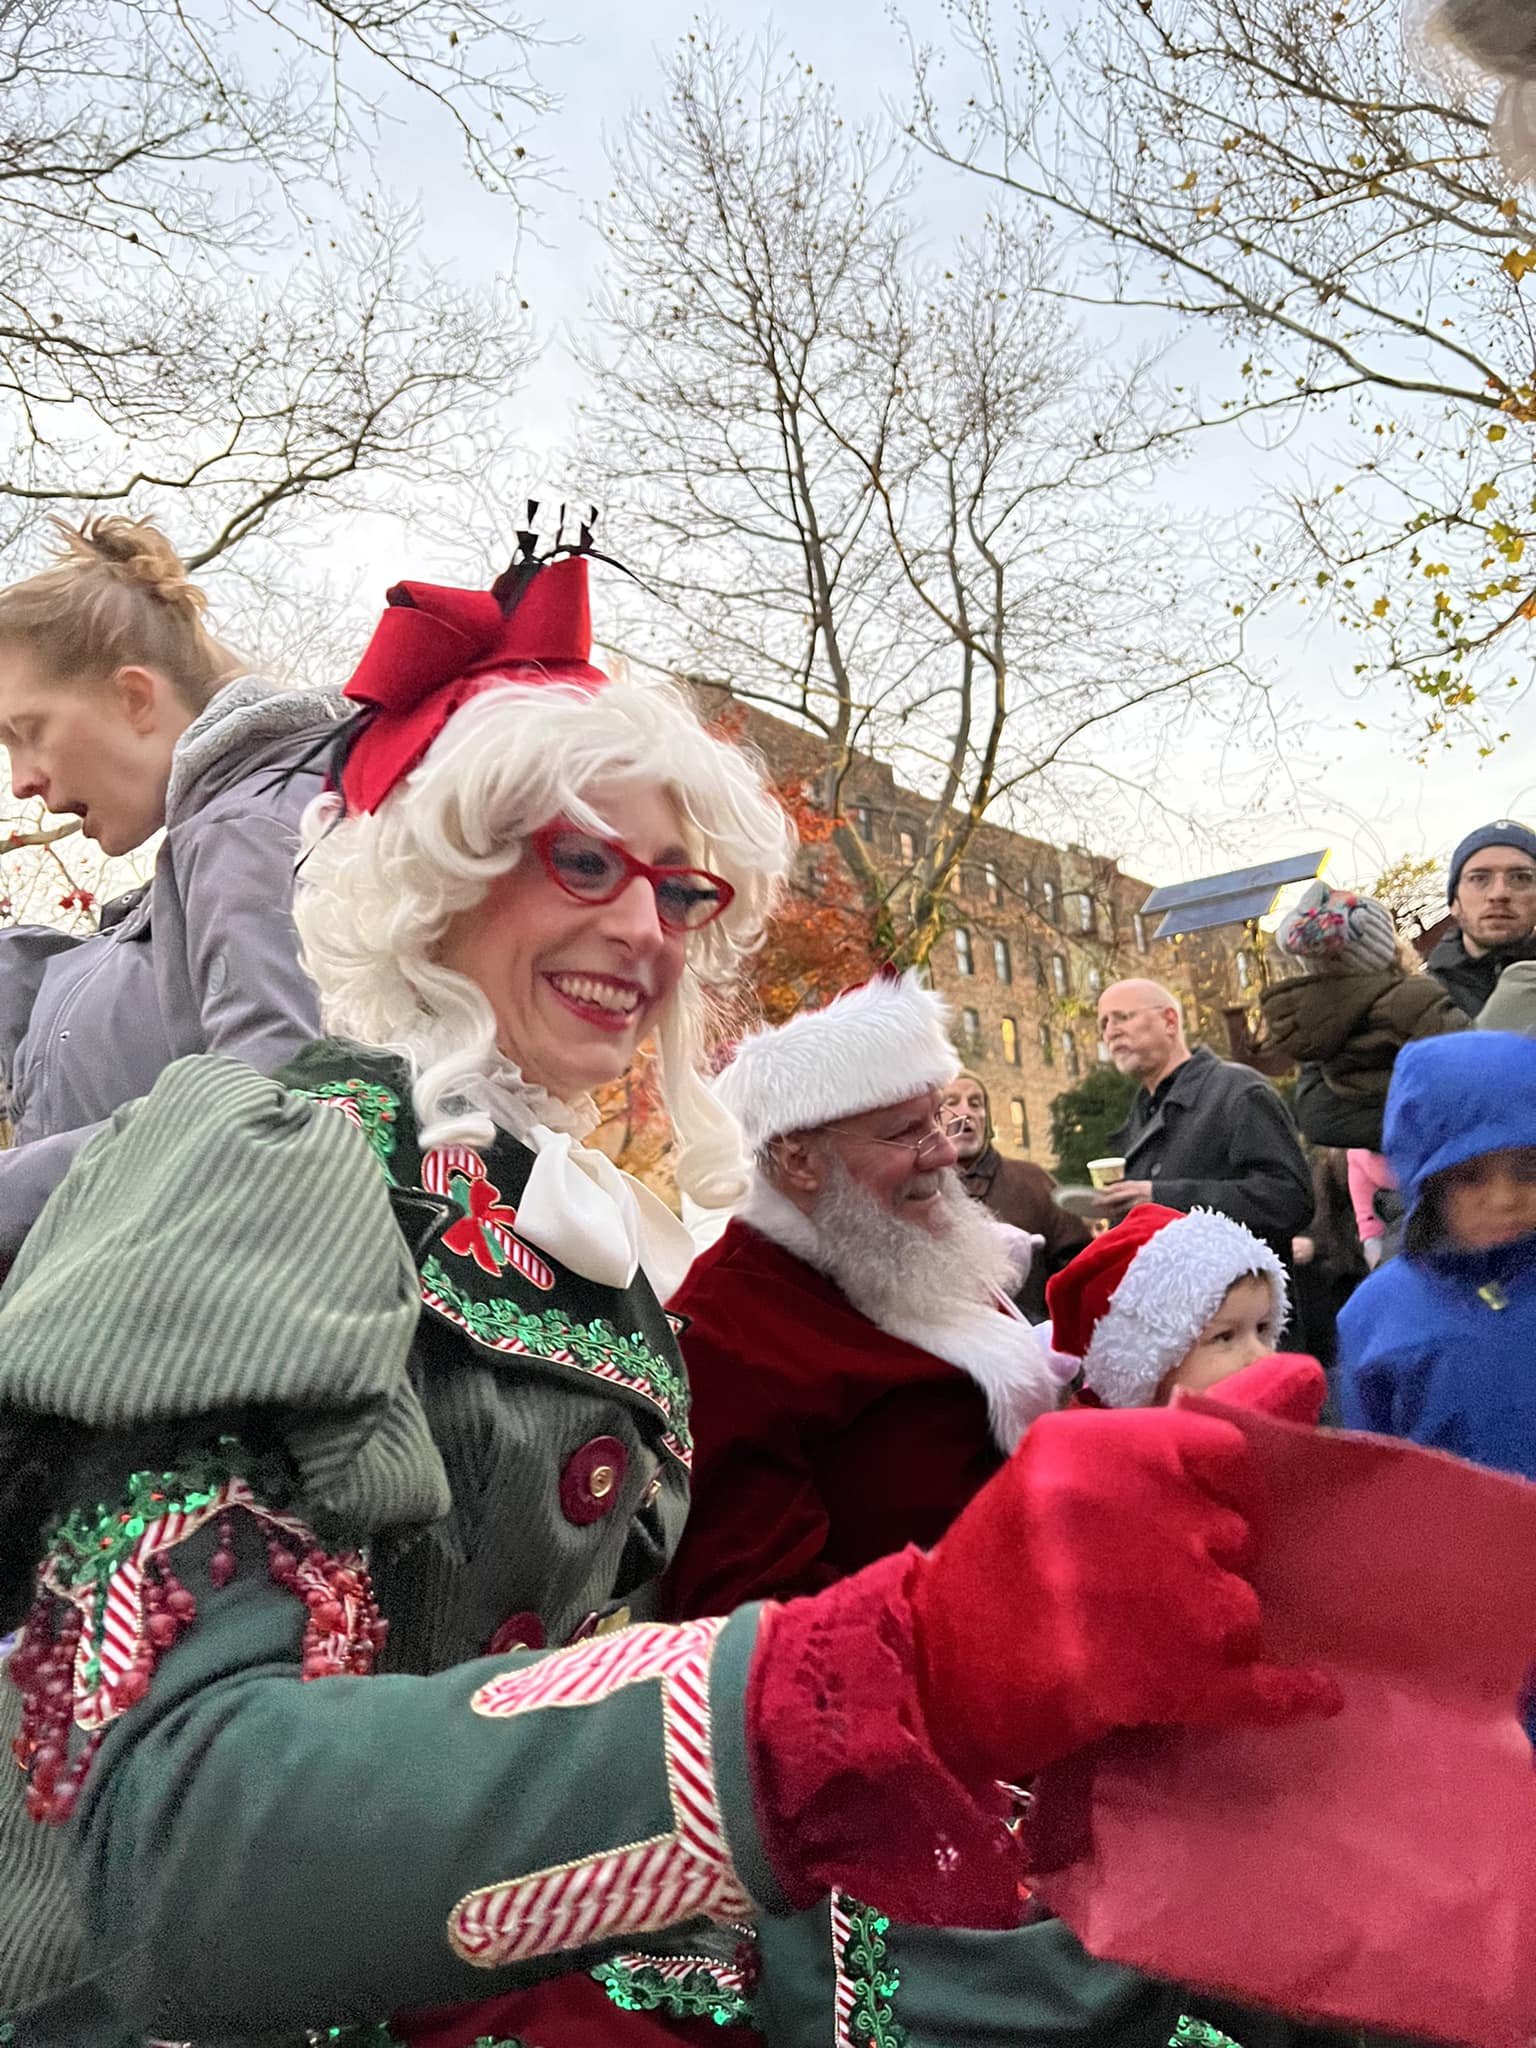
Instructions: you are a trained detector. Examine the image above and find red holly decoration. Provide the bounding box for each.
[441,1174,524,1277]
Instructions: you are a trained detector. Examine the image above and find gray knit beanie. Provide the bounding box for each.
[1277,881,1397,974]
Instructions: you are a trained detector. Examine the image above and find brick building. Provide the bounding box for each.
[711,696,1251,1171]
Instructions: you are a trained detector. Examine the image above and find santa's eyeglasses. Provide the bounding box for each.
[534,826,734,932]
[819,1111,967,1167]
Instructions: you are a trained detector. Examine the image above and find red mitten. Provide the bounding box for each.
[909,1404,1340,1784]
[1195,1352,1327,1426]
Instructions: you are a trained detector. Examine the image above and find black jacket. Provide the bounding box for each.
[1292,1064,1385,1152]
[1110,1046,1313,1257]
[1426,930,1536,1019]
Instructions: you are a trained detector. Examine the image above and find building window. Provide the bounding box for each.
[961,1007,981,1049]
[1086,966,1103,997]
[1009,1097,1028,1149]
[1063,1028,1081,1079]
[993,936,1012,984]
[852,804,874,844]
[985,862,1002,906]
[1051,953,1069,996]
[898,827,917,864]
[1076,894,1096,936]
[1097,1036,1113,1064]
[1236,949,1253,992]
[1039,1020,1054,1066]
[954,927,974,976]
[1021,874,1033,903]
[1134,912,1149,953]
[1042,879,1058,924]
[1001,1016,1019,1066]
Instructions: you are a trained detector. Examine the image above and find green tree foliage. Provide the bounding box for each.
[1049,1065,1137,1182]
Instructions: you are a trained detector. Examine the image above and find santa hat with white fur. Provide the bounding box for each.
[715,970,959,1153]
[1046,1204,1288,1408]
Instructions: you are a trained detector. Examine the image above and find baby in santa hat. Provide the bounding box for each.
[1047,1204,1287,1407]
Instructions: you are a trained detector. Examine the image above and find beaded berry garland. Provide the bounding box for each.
[8,1448,386,1825]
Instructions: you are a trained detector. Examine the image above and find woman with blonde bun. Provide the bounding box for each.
[0,515,344,1253]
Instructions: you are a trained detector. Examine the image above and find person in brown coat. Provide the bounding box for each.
[940,1069,1091,1321]
[1260,883,1467,1130]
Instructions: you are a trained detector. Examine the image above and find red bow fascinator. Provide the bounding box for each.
[338,554,608,814]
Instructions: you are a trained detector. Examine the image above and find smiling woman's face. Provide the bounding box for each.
[434,780,693,1102]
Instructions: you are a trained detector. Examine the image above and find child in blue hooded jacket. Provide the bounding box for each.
[1338,1031,1536,1477]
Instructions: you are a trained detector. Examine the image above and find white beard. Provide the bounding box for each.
[740,1162,1074,1453]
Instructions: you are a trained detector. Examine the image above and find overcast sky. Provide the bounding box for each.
[298,0,1536,892]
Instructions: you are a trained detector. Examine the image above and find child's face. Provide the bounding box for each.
[1157,1274,1279,1402]
[1433,1147,1536,1252]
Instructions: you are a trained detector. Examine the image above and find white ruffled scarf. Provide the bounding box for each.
[435,1064,697,1306]
[739,1178,1074,1453]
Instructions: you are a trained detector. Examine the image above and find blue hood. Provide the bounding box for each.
[1384,1030,1536,1216]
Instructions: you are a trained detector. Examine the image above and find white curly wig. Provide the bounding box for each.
[294,671,794,1207]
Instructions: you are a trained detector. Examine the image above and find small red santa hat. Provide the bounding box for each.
[1046,1204,1288,1408]
[715,970,959,1154]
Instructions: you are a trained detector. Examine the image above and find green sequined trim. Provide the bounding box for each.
[1171,2023,1244,2048]
[291,1078,402,1174]
[421,1254,693,1448]
[593,1954,753,2026]
[44,1448,247,1687]
[841,1899,909,2048]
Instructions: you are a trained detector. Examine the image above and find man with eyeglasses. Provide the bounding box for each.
[1096,977,1312,1266]
[663,971,1070,1622]
[1427,820,1536,1020]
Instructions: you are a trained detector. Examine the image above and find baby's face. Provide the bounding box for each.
[1159,1274,1279,1400]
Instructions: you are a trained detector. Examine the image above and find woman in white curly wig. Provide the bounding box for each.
[292,544,793,1301]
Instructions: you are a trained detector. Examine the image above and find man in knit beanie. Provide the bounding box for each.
[1428,820,1536,1018]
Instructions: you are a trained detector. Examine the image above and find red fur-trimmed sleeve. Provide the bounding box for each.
[745,1547,1026,1929]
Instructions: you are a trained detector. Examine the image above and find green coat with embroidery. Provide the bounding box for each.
[0,1049,785,2045]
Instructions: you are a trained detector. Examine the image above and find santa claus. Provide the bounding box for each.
[663,969,1074,1618]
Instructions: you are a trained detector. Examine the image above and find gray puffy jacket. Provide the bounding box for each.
[0,677,346,1252]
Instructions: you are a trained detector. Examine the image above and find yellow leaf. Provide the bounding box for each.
[1502,247,1536,281]
[1371,596,1390,616]
[1472,481,1500,510]
[1489,423,1510,441]
[1502,198,1520,218]
[1176,170,1197,191]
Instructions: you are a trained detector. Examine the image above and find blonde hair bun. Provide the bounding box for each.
[0,513,239,708]
[51,516,209,621]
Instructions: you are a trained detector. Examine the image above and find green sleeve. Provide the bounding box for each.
[38,1496,784,2037]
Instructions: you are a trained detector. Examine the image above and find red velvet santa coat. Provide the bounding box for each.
[663,1216,1013,1619]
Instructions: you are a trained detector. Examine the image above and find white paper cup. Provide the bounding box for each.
[1087,1157,1126,1190]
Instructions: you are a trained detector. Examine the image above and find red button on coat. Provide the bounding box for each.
[486,1611,546,1656]
[559,1436,628,1526]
